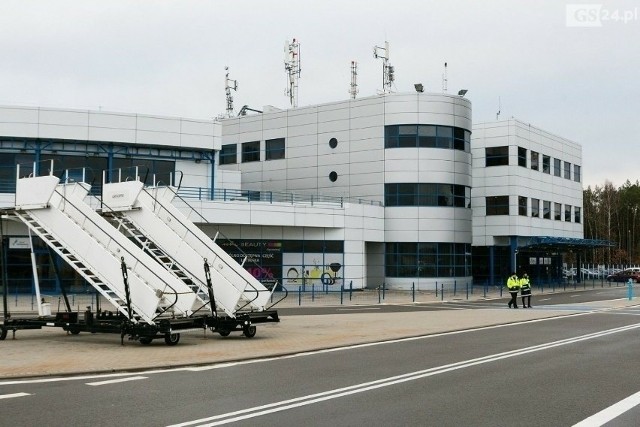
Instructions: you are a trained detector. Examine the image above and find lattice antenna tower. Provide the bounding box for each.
[349,61,359,100]
[284,38,301,108]
[373,41,394,93]
[442,62,448,93]
[224,66,238,117]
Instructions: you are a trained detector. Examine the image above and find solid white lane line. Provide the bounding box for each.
[86,376,147,386]
[1,305,630,386]
[573,390,640,427]
[168,323,640,427]
[0,392,30,400]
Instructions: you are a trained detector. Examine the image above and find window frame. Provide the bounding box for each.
[265,138,285,161]
[485,146,509,167]
[518,147,527,167]
[542,155,551,174]
[219,143,237,165]
[486,195,510,216]
[241,140,261,163]
[553,158,562,177]
[531,198,540,218]
[518,196,528,216]
[531,151,539,171]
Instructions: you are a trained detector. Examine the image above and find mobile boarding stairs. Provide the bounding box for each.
[0,164,283,345]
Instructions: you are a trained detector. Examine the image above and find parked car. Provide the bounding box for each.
[606,268,640,283]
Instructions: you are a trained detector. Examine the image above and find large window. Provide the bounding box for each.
[574,206,581,223]
[542,155,550,174]
[565,205,572,222]
[385,242,471,278]
[531,198,540,218]
[564,162,571,180]
[242,141,260,163]
[554,158,561,177]
[518,147,527,167]
[219,144,237,165]
[265,138,285,160]
[574,165,581,182]
[385,183,470,207]
[486,196,509,215]
[384,124,470,152]
[518,196,528,216]
[485,146,509,167]
[531,151,539,171]
[554,202,562,220]
[543,200,551,219]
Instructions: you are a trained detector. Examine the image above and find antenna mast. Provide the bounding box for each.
[284,38,301,108]
[442,62,448,93]
[373,41,394,93]
[225,66,238,118]
[496,97,501,120]
[349,61,359,99]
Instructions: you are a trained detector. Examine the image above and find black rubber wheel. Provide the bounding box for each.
[68,326,81,335]
[0,328,7,340]
[218,330,231,337]
[243,325,256,338]
[139,336,153,345]
[164,333,180,346]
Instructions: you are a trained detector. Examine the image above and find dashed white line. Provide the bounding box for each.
[86,376,147,386]
[0,392,30,400]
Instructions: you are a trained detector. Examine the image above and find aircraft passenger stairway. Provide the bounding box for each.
[101,179,277,317]
[105,212,212,314]
[9,171,198,325]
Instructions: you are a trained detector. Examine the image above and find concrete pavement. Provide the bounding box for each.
[2,297,638,379]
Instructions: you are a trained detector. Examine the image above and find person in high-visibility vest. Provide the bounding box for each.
[507,272,520,308]
[520,273,532,308]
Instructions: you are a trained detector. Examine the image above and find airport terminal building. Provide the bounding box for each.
[0,92,584,292]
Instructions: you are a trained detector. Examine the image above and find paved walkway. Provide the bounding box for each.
[2,297,638,379]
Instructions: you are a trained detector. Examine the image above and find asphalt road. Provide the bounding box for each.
[2,293,640,426]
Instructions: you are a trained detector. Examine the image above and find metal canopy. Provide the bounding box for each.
[520,236,615,251]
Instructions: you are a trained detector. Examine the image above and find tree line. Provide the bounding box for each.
[583,180,640,264]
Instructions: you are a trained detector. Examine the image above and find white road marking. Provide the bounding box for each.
[0,392,30,400]
[573,390,640,426]
[86,376,147,386]
[168,323,640,427]
[570,295,580,298]
[336,307,381,311]
[0,304,631,386]
[539,298,551,301]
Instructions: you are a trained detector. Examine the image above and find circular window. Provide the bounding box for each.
[329,137,338,149]
[329,171,338,182]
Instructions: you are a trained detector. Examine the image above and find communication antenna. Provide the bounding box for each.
[224,66,238,118]
[284,38,301,108]
[349,61,359,99]
[373,41,394,93]
[496,96,501,120]
[442,62,448,93]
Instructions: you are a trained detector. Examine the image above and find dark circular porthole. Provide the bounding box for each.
[329,171,338,182]
[329,137,338,149]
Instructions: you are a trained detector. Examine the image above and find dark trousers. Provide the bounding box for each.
[508,291,519,308]
[521,290,531,307]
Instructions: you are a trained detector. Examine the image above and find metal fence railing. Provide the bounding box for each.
[5,278,637,315]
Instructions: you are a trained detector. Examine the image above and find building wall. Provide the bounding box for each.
[472,119,583,247]
[219,92,473,289]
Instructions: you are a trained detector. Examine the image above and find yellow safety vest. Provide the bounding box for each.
[507,276,520,290]
[520,277,531,290]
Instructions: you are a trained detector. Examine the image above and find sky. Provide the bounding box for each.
[0,0,638,188]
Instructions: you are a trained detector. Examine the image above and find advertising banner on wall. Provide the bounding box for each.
[217,240,282,290]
